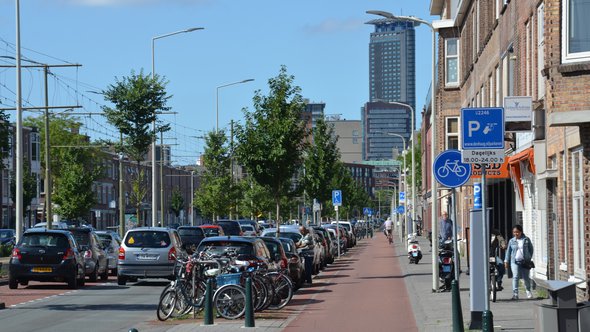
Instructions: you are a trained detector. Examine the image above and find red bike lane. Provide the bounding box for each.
[284,237,418,332]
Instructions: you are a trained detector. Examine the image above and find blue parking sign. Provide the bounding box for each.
[461,108,505,150]
[332,190,342,206]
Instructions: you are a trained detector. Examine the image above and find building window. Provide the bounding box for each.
[445,117,459,150]
[495,65,501,106]
[571,148,585,277]
[563,0,590,63]
[445,38,459,86]
[526,20,532,97]
[31,132,40,161]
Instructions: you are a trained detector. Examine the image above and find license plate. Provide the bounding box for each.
[32,267,52,273]
[137,254,158,260]
[412,252,418,257]
[442,265,452,273]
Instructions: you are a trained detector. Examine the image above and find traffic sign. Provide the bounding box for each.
[363,207,372,216]
[332,190,342,206]
[397,206,405,214]
[474,183,482,209]
[462,149,505,164]
[399,192,406,203]
[461,108,505,150]
[433,150,472,188]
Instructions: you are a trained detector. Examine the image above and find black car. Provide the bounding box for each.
[0,229,16,246]
[177,226,206,254]
[277,238,304,289]
[196,236,272,268]
[216,220,243,236]
[9,229,86,289]
[68,228,109,281]
[259,237,288,272]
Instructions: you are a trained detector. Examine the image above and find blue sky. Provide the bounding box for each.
[0,0,435,165]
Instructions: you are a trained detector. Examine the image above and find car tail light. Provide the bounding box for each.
[11,248,21,260]
[281,257,288,269]
[118,247,125,260]
[63,248,75,260]
[168,247,176,261]
[442,257,452,264]
[84,250,93,259]
[411,245,418,249]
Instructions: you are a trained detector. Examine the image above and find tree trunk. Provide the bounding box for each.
[275,198,280,238]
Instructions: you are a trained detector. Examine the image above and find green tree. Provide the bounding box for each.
[102,70,172,224]
[170,187,184,218]
[194,131,231,221]
[237,177,273,220]
[397,133,422,197]
[235,66,306,231]
[129,169,149,226]
[303,118,339,216]
[52,154,101,221]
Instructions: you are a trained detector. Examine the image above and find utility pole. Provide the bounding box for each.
[160,130,165,227]
[230,120,234,220]
[43,66,52,229]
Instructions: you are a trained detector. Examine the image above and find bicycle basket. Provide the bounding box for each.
[216,273,242,286]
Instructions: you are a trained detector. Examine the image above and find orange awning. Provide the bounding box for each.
[508,147,536,204]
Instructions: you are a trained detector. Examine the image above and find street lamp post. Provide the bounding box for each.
[216,79,254,133]
[367,9,438,292]
[151,27,203,227]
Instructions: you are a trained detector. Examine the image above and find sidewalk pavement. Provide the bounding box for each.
[395,235,545,331]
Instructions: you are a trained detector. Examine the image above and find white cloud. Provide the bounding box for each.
[303,18,364,34]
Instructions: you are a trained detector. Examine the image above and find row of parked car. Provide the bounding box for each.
[7,219,360,290]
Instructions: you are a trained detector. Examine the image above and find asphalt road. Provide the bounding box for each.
[0,278,167,332]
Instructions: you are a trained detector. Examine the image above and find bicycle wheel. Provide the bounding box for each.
[456,165,467,177]
[157,288,177,321]
[213,284,247,320]
[251,276,268,312]
[491,272,497,303]
[267,272,294,310]
[437,167,450,178]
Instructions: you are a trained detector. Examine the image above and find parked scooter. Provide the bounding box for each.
[407,234,422,264]
[438,239,455,291]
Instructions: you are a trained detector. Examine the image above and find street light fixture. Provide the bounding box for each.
[216,79,255,133]
[367,10,438,291]
[151,27,203,227]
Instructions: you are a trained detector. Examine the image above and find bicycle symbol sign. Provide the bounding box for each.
[433,150,472,188]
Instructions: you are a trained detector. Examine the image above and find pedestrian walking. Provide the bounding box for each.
[504,224,534,300]
[296,226,315,285]
[438,212,453,244]
[490,229,507,291]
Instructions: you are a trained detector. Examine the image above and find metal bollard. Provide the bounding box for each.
[482,310,494,332]
[244,277,255,327]
[203,279,214,325]
[451,280,465,332]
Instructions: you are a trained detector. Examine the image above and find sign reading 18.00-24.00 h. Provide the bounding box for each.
[460,107,505,164]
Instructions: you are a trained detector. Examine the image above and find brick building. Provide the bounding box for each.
[426,0,590,299]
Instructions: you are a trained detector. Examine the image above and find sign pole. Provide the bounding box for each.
[452,188,460,282]
[336,205,340,258]
[481,164,490,309]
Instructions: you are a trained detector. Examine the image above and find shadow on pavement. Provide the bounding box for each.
[132,281,170,287]
[357,272,431,280]
[314,274,350,279]
[295,289,333,295]
[287,298,324,306]
[19,303,157,311]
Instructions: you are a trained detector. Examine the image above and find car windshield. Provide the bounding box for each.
[241,225,254,231]
[125,231,171,248]
[338,223,351,231]
[279,240,294,253]
[69,230,91,247]
[96,233,113,246]
[0,230,13,239]
[218,222,241,236]
[268,232,301,243]
[21,233,69,248]
[201,227,221,236]
[178,228,205,237]
[197,241,254,257]
[262,240,280,257]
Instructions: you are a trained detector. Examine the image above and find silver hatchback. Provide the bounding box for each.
[117,227,186,285]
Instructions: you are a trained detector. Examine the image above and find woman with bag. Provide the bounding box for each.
[504,224,534,300]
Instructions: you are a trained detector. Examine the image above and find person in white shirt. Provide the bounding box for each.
[384,217,393,240]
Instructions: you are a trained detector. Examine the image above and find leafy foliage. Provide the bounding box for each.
[53,153,101,220]
[129,169,149,226]
[303,117,340,208]
[397,132,422,194]
[235,66,306,224]
[237,177,273,219]
[194,131,231,220]
[10,160,38,214]
[102,70,171,164]
[170,187,184,218]
[0,110,11,170]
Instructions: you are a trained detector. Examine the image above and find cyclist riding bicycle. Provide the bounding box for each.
[384,217,393,242]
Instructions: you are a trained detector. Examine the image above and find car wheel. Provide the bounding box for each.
[68,274,78,289]
[8,276,18,289]
[89,266,98,282]
[19,280,29,286]
[111,268,117,276]
[117,275,127,286]
[100,264,109,281]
